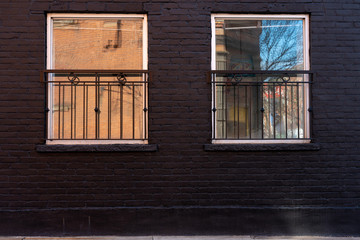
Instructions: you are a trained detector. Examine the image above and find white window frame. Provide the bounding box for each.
[46,13,148,145]
[211,14,310,144]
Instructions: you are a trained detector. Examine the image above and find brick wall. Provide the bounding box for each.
[0,0,359,236]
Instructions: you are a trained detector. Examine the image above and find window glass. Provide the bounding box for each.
[212,15,309,142]
[47,15,147,143]
[53,18,143,69]
[215,19,304,71]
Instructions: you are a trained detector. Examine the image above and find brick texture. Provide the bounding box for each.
[0,0,359,236]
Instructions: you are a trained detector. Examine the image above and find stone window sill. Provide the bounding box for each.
[36,144,158,152]
[204,143,320,152]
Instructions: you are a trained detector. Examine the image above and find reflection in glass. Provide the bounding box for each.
[53,18,143,69]
[214,18,307,139]
[50,74,145,140]
[49,17,146,140]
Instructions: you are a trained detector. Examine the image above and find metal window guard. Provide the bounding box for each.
[209,70,313,141]
[41,70,149,142]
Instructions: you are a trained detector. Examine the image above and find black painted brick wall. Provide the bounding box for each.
[0,0,360,236]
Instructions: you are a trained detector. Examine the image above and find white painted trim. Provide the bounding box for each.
[211,13,309,21]
[47,15,52,69]
[47,13,146,19]
[304,15,310,71]
[211,15,216,71]
[143,14,148,70]
[212,139,311,144]
[46,140,148,145]
[46,15,53,139]
[303,15,310,139]
[142,15,148,140]
[211,15,216,139]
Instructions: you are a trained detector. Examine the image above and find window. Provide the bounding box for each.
[211,14,311,144]
[44,14,148,144]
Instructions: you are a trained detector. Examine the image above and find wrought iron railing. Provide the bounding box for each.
[41,70,149,142]
[209,70,313,141]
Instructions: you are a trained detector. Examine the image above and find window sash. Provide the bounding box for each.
[46,14,148,144]
[211,14,310,143]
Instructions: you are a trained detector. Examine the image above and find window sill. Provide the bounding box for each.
[204,143,320,152]
[36,144,158,152]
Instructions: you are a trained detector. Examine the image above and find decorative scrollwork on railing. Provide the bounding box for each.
[43,70,149,141]
[116,73,127,85]
[276,75,291,83]
[230,75,243,86]
[209,70,312,140]
[224,74,243,86]
[67,73,80,85]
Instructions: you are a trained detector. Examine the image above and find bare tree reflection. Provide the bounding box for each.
[260,20,303,70]
[259,20,305,138]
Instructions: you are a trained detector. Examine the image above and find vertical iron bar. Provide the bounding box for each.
[83,82,85,139]
[285,82,288,139]
[245,85,248,138]
[98,76,101,139]
[249,84,252,139]
[302,77,305,138]
[132,83,135,139]
[108,83,111,139]
[268,84,271,138]
[256,83,259,138]
[266,84,269,138]
[279,84,282,138]
[222,84,225,138]
[110,84,112,139]
[44,77,48,141]
[74,84,76,139]
[233,85,236,139]
[120,84,123,139]
[291,85,294,138]
[58,82,61,139]
[224,84,227,139]
[70,84,73,139]
[71,84,73,139]
[212,73,216,139]
[273,83,276,139]
[234,85,241,139]
[297,82,300,138]
[86,85,88,139]
[309,74,313,140]
[95,74,99,139]
[261,83,264,139]
[144,73,147,140]
[62,85,65,139]
[95,79,97,139]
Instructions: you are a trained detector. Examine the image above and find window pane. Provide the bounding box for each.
[215,19,304,71]
[53,18,143,69]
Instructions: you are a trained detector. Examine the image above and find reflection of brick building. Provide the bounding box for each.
[1,0,360,237]
[215,19,262,138]
[215,19,262,71]
[53,19,143,69]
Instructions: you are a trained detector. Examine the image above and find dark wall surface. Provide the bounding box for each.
[0,0,360,236]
